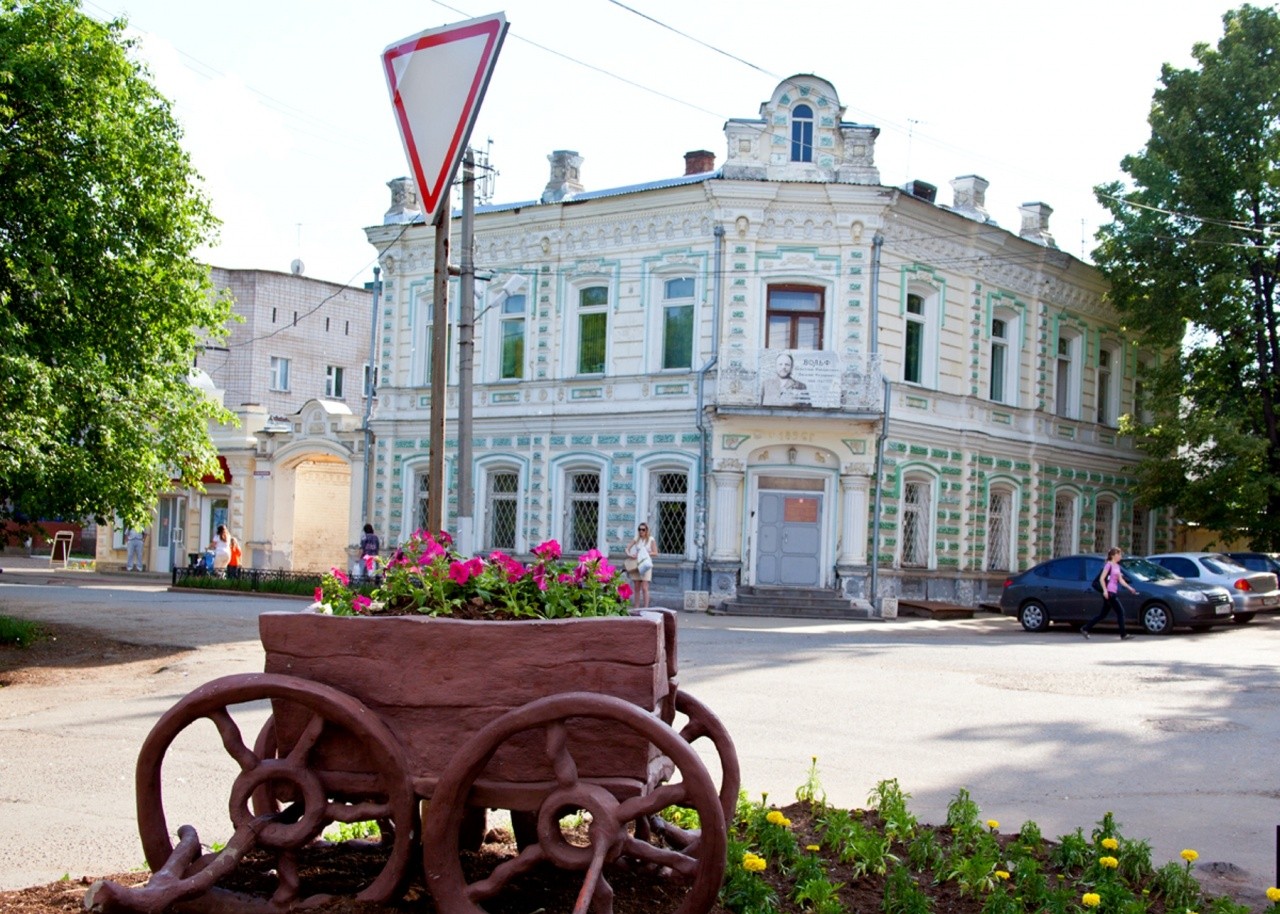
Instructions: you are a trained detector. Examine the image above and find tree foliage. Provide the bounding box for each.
[1093,4,1280,549]
[0,0,233,532]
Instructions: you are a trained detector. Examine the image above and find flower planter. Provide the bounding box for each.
[258,608,678,791]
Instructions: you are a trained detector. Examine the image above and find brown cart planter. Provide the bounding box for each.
[86,608,739,914]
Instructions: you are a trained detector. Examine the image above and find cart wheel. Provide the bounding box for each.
[673,690,740,828]
[135,672,416,908]
[424,692,727,914]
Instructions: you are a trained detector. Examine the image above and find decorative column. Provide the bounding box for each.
[838,469,870,565]
[708,467,745,561]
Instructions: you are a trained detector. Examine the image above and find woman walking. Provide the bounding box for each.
[1083,547,1139,640]
[208,524,233,576]
[625,523,658,608]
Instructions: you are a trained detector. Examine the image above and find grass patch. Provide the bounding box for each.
[0,615,43,647]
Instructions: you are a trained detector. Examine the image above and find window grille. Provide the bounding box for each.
[652,471,689,557]
[487,471,519,551]
[1131,507,1149,555]
[415,471,430,534]
[567,471,601,552]
[900,480,930,568]
[1052,496,1074,557]
[986,490,1011,571]
[1094,500,1114,552]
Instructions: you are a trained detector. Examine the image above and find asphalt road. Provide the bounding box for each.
[1,560,1277,902]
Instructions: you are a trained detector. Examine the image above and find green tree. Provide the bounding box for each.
[1094,4,1280,549]
[0,0,233,533]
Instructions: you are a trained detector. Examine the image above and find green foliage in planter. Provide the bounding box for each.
[883,863,932,914]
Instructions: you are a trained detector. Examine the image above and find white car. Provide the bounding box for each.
[1145,552,1280,623]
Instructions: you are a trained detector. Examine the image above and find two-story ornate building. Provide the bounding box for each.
[363,75,1171,612]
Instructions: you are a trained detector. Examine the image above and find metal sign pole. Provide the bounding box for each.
[427,188,450,534]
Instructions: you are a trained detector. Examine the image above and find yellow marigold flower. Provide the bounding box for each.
[987,819,1000,830]
[1101,837,1119,850]
[806,844,821,852]
[741,852,766,873]
[1181,849,1199,863]
[995,870,1010,880]
[1266,887,1280,903]
[1082,893,1102,907]
[1100,856,1119,869]
[765,809,791,827]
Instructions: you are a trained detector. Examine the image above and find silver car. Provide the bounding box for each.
[1145,552,1280,623]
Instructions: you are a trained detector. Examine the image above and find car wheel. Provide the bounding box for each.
[1141,602,1173,635]
[1231,612,1256,625]
[1018,601,1049,632]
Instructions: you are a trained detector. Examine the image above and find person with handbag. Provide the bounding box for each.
[625,523,658,608]
[1083,546,1138,640]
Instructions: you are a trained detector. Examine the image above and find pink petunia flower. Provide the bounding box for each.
[532,539,562,561]
[314,586,324,602]
[331,567,349,586]
[353,595,372,614]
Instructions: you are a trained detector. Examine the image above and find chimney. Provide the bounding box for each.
[1019,202,1058,248]
[384,176,420,224]
[904,179,937,203]
[950,174,990,221]
[541,150,584,203]
[684,149,716,175]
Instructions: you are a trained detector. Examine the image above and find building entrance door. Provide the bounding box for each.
[154,496,187,573]
[755,489,822,586]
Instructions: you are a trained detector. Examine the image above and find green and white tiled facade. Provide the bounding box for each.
[362,74,1169,610]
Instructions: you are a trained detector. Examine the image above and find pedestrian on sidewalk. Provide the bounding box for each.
[124,528,145,571]
[1083,547,1139,640]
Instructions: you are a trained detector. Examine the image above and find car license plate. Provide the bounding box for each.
[1265,595,1279,607]
[1216,604,1231,615]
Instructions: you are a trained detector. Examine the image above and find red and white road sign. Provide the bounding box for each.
[382,13,508,225]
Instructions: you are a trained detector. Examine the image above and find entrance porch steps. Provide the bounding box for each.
[713,586,877,620]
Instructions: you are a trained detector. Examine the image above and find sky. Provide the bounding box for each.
[82,0,1241,287]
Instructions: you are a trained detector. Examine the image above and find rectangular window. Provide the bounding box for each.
[662,277,694,370]
[989,318,1007,402]
[325,365,344,398]
[904,294,925,384]
[487,471,519,551]
[500,294,526,380]
[415,471,430,532]
[270,356,290,391]
[1055,337,1073,418]
[765,285,823,349]
[363,364,377,398]
[1097,349,1112,425]
[577,286,608,375]
[652,471,689,557]
[567,471,601,552]
[1094,500,1114,550]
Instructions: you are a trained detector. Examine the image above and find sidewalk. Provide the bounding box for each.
[0,552,171,584]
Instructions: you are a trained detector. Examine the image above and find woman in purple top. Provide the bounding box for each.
[1083,547,1139,640]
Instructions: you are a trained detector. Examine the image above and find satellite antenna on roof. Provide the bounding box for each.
[290,259,304,275]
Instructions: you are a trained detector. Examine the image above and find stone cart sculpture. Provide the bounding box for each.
[85,608,739,914]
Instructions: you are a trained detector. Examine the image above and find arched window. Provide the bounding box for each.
[791,104,814,163]
[986,485,1015,571]
[1052,492,1078,557]
[900,474,934,568]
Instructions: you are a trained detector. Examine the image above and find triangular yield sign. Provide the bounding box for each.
[382,13,507,225]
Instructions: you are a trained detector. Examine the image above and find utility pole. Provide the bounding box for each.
[427,189,450,533]
[456,149,477,555]
[361,267,382,531]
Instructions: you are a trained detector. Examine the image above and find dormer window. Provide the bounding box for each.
[791,104,814,162]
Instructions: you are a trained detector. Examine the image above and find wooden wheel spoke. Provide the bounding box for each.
[620,835,699,878]
[572,844,611,914]
[464,844,548,902]
[616,783,687,823]
[282,712,326,765]
[678,718,708,743]
[325,799,392,824]
[544,721,579,787]
[208,708,259,771]
[270,850,301,905]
